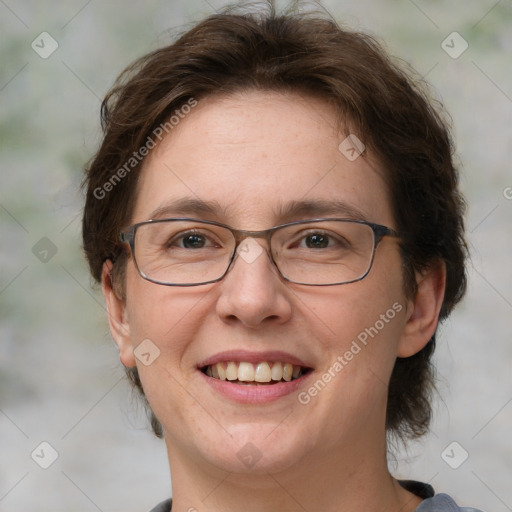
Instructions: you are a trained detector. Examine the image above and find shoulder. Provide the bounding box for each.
[415,493,485,512]
[399,480,485,512]
[147,491,486,512]
[148,498,172,512]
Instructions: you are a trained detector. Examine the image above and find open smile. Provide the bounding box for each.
[198,351,313,402]
[201,360,310,384]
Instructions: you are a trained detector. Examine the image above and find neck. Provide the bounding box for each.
[166,435,422,512]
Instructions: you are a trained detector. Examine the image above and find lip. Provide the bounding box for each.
[197,350,314,404]
[199,369,313,403]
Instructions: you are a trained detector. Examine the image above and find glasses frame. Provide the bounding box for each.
[119,217,400,287]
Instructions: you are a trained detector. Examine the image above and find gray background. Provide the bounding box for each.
[1,0,511,510]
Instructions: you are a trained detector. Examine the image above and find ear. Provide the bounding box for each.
[101,260,136,367]
[398,261,446,358]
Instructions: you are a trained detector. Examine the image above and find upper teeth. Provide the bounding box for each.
[205,362,303,382]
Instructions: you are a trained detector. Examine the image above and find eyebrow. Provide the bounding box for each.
[274,199,368,222]
[148,198,225,219]
[147,197,369,222]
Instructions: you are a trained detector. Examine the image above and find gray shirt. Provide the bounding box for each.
[416,494,483,512]
[149,481,485,511]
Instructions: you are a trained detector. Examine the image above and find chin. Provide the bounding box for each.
[189,421,314,476]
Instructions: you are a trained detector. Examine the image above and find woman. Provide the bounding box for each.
[82,5,482,511]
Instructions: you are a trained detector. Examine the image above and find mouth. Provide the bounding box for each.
[201,361,311,385]
[197,351,314,402]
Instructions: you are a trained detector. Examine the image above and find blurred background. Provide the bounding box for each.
[1,0,511,510]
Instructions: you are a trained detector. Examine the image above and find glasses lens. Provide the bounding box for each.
[130,219,377,286]
[273,220,375,285]
[134,220,234,285]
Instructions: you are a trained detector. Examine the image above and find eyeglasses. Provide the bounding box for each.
[119,218,400,286]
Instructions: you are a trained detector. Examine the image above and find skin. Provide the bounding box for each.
[102,90,446,512]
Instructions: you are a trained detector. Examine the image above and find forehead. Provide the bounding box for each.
[132,90,394,228]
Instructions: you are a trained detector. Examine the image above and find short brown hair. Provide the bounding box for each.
[82,5,467,442]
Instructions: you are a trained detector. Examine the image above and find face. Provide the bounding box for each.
[106,90,430,478]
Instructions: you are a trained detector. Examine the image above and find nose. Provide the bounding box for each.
[215,238,293,329]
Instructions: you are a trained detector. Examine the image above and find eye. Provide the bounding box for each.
[180,233,207,249]
[295,230,346,250]
[302,233,330,249]
[168,231,216,249]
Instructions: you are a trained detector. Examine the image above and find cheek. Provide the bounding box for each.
[123,277,234,441]
[299,286,406,389]
[296,289,406,443]
[124,264,213,364]
[123,269,216,429]
[299,253,406,349]
[298,247,407,394]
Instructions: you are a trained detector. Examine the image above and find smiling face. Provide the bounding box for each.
[103,90,440,483]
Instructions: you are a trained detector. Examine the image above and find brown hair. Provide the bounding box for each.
[82,4,467,442]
